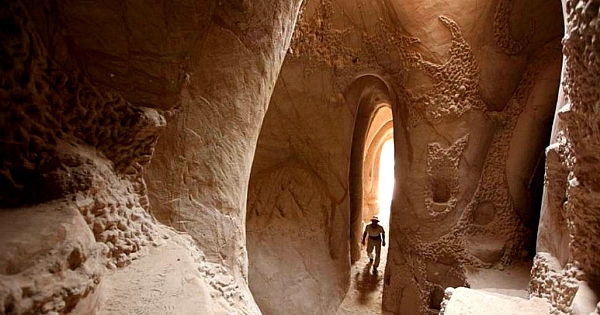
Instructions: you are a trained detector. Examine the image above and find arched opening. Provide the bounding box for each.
[346,75,396,266]
[336,73,404,313]
[244,71,398,314]
[362,114,394,226]
[361,107,394,250]
[337,104,395,314]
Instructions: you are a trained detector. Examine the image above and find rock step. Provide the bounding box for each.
[441,287,549,315]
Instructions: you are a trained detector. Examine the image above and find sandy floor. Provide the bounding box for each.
[335,221,389,315]
[96,231,260,315]
[97,239,216,315]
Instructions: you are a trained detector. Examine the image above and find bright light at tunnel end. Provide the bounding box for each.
[377,139,394,226]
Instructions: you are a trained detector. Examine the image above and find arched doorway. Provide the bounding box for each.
[346,75,397,264]
[338,75,399,314]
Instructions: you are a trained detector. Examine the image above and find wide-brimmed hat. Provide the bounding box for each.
[371,216,379,222]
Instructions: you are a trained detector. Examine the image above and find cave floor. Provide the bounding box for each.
[97,239,213,315]
[335,222,389,315]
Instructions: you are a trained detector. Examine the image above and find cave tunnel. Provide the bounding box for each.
[336,105,395,313]
[2,0,600,315]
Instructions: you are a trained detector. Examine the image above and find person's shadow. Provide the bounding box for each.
[354,261,382,304]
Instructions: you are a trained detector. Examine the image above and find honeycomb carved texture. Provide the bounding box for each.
[0,0,165,287]
[407,33,560,315]
[529,253,580,315]
[290,1,353,69]
[425,135,469,220]
[409,17,487,126]
[0,3,172,314]
[0,1,165,207]
[556,0,600,287]
[289,0,421,79]
[493,0,536,55]
[415,40,561,264]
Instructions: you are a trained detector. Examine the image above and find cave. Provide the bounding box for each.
[1,0,600,315]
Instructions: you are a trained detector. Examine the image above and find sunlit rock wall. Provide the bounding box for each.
[247,0,564,314]
[532,1,600,314]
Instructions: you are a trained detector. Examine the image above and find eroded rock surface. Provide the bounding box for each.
[533,0,600,313]
[0,200,103,314]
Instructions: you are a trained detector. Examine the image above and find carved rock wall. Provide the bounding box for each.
[144,0,304,288]
[533,0,600,313]
[0,2,166,312]
[387,2,563,312]
[2,0,592,314]
[246,58,354,314]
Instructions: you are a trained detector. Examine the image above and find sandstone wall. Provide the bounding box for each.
[246,57,355,314]
[144,0,303,287]
[532,0,600,314]
[384,1,563,311]
[0,2,165,311]
[1,0,590,314]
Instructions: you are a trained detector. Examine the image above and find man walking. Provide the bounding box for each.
[362,216,386,273]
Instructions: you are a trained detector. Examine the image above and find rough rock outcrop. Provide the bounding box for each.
[533,0,600,313]
[0,2,166,312]
[0,200,104,314]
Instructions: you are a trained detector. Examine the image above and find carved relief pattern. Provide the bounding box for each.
[553,0,600,287]
[493,0,536,55]
[526,1,600,309]
[409,39,561,315]
[424,135,469,220]
[0,2,169,313]
[0,2,165,207]
[416,40,561,265]
[409,17,487,125]
[290,1,359,70]
[529,253,579,315]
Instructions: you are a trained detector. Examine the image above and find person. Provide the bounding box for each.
[362,216,386,273]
